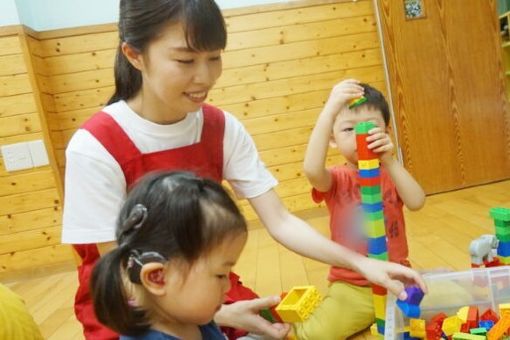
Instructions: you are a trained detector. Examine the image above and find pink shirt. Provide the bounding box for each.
[312,165,409,286]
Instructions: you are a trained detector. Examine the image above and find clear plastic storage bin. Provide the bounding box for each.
[385,266,510,339]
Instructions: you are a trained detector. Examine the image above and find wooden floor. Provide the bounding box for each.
[5,179,510,339]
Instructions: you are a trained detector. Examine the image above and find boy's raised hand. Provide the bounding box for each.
[356,257,427,300]
[366,126,394,164]
[323,79,365,116]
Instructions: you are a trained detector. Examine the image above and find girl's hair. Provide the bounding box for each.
[108,0,227,104]
[90,171,247,335]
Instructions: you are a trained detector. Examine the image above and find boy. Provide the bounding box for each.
[298,79,426,339]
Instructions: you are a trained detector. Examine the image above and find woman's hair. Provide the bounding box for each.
[108,0,227,104]
[90,171,246,335]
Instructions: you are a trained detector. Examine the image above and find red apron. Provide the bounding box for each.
[74,104,257,339]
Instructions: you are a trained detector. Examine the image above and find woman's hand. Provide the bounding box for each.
[355,257,428,300]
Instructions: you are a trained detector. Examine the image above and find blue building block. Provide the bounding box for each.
[359,168,381,178]
[362,202,384,213]
[396,300,421,318]
[368,236,387,255]
[497,240,510,257]
[479,320,494,330]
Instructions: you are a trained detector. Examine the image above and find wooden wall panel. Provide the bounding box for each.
[0,31,71,280]
[28,0,386,227]
[377,0,510,193]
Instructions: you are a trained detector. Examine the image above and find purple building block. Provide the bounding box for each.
[405,285,424,305]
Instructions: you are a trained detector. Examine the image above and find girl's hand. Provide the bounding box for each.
[215,296,290,339]
[366,127,394,164]
[323,79,364,118]
[355,257,427,300]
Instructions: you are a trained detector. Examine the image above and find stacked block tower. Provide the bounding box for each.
[491,207,510,265]
[355,120,388,336]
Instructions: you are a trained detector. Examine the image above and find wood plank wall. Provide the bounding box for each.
[0,27,71,279]
[1,0,387,277]
[27,0,386,223]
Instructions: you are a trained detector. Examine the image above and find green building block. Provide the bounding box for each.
[496,225,510,237]
[452,333,485,340]
[365,210,384,221]
[361,186,381,195]
[260,308,275,323]
[497,232,510,242]
[369,252,389,261]
[469,327,486,336]
[495,219,510,228]
[349,96,367,109]
[490,207,510,221]
[355,121,375,134]
[361,192,383,205]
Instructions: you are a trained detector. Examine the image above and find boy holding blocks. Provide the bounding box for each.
[298,80,426,339]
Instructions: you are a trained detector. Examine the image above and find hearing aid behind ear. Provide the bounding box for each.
[127,250,167,284]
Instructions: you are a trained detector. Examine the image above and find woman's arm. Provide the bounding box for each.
[249,189,426,297]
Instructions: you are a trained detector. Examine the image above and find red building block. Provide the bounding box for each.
[358,176,381,187]
[466,306,479,330]
[481,309,499,324]
[356,134,378,160]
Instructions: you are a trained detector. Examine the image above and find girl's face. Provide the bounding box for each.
[332,107,387,166]
[154,232,247,327]
[139,21,223,118]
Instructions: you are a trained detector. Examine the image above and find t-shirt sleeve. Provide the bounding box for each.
[311,168,339,203]
[222,112,277,199]
[61,130,126,244]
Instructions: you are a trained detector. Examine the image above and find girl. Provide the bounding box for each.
[61,0,425,339]
[90,171,248,340]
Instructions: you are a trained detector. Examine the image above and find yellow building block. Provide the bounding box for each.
[457,306,469,322]
[373,293,386,319]
[275,286,322,323]
[499,255,510,265]
[364,219,386,238]
[442,316,463,336]
[499,302,510,316]
[409,318,426,338]
[358,159,380,170]
[452,332,486,340]
[370,323,378,336]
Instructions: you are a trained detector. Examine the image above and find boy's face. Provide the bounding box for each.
[332,106,387,166]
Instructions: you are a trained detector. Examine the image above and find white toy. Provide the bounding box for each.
[469,234,499,266]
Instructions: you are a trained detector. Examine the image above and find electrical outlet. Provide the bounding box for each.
[1,142,34,172]
[27,139,49,167]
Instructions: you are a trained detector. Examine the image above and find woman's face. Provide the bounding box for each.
[138,21,223,118]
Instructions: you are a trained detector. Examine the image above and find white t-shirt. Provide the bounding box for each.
[61,100,277,244]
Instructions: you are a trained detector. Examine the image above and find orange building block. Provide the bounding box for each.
[487,312,510,340]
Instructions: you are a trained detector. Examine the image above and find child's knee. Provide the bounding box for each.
[293,304,373,340]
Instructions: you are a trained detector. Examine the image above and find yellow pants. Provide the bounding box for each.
[0,284,43,340]
[293,282,374,340]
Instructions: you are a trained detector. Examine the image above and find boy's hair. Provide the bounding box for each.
[90,171,246,336]
[108,0,227,105]
[355,83,391,126]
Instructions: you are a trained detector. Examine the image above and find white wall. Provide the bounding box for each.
[8,0,293,31]
[0,0,21,26]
